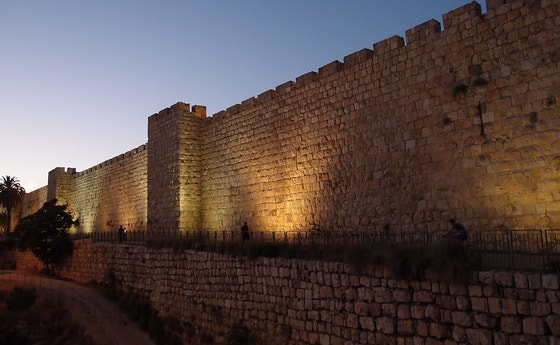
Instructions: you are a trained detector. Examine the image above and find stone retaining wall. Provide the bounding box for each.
[16,241,560,345]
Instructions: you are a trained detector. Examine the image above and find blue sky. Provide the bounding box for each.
[0,0,485,191]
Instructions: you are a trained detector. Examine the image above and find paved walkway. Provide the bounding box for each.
[0,270,156,345]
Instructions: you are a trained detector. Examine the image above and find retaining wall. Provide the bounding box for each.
[16,241,560,345]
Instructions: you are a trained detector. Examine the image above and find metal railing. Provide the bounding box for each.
[77,229,560,272]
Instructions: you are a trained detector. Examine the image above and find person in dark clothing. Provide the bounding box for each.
[118,225,125,243]
[450,219,467,241]
[241,222,250,241]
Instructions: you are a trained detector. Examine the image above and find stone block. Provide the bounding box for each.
[456,296,470,310]
[468,285,483,297]
[397,320,414,335]
[359,316,375,331]
[522,317,546,336]
[411,305,425,319]
[488,297,501,314]
[502,299,518,315]
[529,302,551,317]
[374,287,393,303]
[465,328,493,345]
[547,315,560,336]
[449,284,468,296]
[514,273,528,289]
[414,290,435,303]
[425,305,440,321]
[501,316,522,333]
[354,302,369,316]
[494,272,513,286]
[346,314,359,329]
[376,317,396,334]
[451,311,472,327]
[517,300,530,315]
[393,290,411,303]
[452,326,466,342]
[397,305,411,319]
[542,274,559,290]
[528,274,542,289]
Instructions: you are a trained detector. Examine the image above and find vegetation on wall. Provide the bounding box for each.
[146,236,480,283]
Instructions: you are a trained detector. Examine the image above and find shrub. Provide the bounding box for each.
[227,322,255,345]
[430,240,481,282]
[142,232,483,282]
[390,246,432,280]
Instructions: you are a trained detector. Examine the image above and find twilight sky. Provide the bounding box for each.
[0,0,485,191]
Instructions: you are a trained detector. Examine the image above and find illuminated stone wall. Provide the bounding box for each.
[17,0,560,233]
[147,103,205,232]
[70,145,148,232]
[19,186,48,218]
[7,186,47,231]
[199,0,560,232]
[18,146,147,233]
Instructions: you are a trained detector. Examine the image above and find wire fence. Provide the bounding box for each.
[77,229,560,272]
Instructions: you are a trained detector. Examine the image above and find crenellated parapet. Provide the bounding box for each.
[18,0,560,233]
[204,0,524,125]
[74,144,147,178]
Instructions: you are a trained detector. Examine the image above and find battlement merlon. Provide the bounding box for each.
[405,19,442,45]
[442,1,482,29]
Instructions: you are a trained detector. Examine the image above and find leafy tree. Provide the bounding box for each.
[13,199,76,272]
[0,175,26,232]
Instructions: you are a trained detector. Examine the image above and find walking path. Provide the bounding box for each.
[0,270,156,345]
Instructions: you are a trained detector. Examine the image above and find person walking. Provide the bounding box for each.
[449,219,467,241]
[240,222,250,241]
[118,225,125,243]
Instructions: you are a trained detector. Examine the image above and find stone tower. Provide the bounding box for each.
[147,102,206,233]
[47,167,75,205]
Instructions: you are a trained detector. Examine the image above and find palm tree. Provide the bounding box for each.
[0,176,25,233]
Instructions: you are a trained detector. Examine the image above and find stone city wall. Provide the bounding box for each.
[198,0,560,232]
[19,186,48,218]
[17,0,560,233]
[19,145,148,232]
[16,241,560,345]
[71,145,148,232]
[10,185,48,229]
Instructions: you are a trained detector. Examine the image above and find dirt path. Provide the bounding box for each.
[0,270,156,345]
